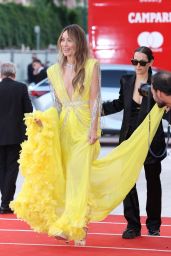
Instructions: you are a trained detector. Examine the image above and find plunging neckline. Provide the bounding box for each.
[58,65,75,101]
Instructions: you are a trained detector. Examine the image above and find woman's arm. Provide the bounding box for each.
[47,66,62,113]
[89,62,101,144]
[49,79,62,113]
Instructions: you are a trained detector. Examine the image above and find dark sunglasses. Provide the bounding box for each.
[131,59,149,67]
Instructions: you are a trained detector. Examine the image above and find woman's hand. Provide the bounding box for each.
[34,118,43,127]
[88,129,99,145]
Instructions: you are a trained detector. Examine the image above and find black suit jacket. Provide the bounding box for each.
[103,74,166,164]
[34,68,47,84]
[27,63,35,83]
[0,78,33,145]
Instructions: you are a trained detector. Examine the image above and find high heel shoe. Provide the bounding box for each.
[74,239,86,246]
[74,227,87,246]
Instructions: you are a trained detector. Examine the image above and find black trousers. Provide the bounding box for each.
[0,144,20,208]
[123,162,162,231]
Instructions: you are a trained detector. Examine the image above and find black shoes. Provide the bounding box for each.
[122,227,160,238]
[122,228,141,239]
[0,206,13,214]
[148,229,160,236]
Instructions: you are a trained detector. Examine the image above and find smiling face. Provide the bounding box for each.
[60,30,76,59]
[133,52,153,76]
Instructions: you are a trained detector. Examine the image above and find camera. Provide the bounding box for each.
[138,83,151,97]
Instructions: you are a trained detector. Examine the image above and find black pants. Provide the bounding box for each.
[0,144,20,208]
[123,162,162,231]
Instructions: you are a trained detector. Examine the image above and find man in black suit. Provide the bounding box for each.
[27,53,37,84]
[0,62,33,214]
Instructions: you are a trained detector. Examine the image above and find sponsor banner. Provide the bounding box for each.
[88,0,171,71]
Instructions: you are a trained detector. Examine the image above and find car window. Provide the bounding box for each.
[38,80,49,87]
[101,70,134,88]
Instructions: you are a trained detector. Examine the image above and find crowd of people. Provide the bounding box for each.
[0,24,171,247]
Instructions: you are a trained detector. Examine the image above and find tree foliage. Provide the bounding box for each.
[0,2,87,49]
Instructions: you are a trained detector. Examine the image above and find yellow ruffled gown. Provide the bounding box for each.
[10,59,164,241]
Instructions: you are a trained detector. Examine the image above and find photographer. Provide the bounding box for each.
[102,46,166,238]
[151,71,171,108]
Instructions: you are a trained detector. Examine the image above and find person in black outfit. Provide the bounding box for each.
[0,62,33,214]
[27,54,37,84]
[102,46,166,238]
[32,59,47,84]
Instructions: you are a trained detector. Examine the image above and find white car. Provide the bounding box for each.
[30,64,136,135]
[28,79,50,97]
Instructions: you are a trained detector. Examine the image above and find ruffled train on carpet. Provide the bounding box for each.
[10,105,164,241]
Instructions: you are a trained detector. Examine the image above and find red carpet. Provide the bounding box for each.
[0,214,171,256]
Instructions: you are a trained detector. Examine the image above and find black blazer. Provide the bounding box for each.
[34,68,47,84]
[103,74,166,164]
[0,78,33,145]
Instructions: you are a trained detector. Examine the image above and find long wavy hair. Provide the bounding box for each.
[134,46,154,83]
[57,24,89,93]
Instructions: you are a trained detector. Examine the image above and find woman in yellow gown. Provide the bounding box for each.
[10,24,164,245]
